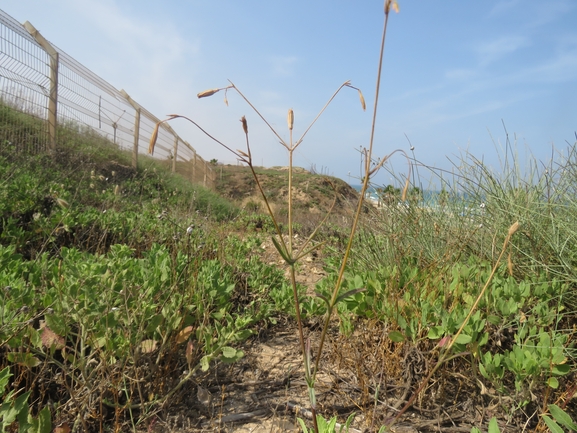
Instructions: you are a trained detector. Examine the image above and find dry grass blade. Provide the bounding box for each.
[401,176,410,201]
[343,83,366,111]
[148,115,182,154]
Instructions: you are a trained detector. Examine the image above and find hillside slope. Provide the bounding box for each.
[215,164,360,226]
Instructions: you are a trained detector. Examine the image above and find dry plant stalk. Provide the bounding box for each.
[388,221,520,427]
[147,1,404,432]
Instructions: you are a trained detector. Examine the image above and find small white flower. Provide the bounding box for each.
[187,226,193,235]
[480,203,486,209]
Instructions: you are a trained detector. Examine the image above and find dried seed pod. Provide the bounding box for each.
[56,198,69,209]
[148,122,160,154]
[186,340,194,365]
[240,116,248,134]
[197,88,220,98]
[385,0,400,14]
[287,108,294,130]
[358,89,366,111]
[508,221,520,236]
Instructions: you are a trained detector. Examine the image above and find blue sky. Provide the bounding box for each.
[2,0,577,188]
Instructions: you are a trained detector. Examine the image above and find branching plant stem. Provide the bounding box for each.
[147,4,402,432]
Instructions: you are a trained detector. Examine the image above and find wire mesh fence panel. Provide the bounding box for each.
[0,10,49,153]
[55,49,136,151]
[0,8,215,189]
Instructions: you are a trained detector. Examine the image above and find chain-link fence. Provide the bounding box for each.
[0,8,215,188]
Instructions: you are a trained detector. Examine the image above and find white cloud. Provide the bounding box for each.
[521,49,577,83]
[490,0,574,28]
[269,55,298,76]
[59,0,200,114]
[475,36,528,66]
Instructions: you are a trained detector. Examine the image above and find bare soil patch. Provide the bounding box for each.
[146,316,508,433]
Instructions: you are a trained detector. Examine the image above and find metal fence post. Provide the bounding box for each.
[172,136,178,173]
[192,151,197,183]
[132,108,141,169]
[204,160,207,187]
[23,22,58,152]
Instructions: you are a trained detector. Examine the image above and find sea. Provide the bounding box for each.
[349,184,442,206]
[349,184,481,216]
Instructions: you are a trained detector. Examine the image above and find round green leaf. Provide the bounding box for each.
[455,334,473,345]
[547,377,559,389]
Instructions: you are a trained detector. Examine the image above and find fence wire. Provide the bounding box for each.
[0,8,215,188]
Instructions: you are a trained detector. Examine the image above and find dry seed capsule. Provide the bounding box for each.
[197,88,220,98]
[287,109,294,130]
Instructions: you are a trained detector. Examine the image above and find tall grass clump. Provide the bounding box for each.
[351,133,577,286]
[342,134,577,429]
[455,137,577,284]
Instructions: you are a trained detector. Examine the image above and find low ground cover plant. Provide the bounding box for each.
[0,107,286,431]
